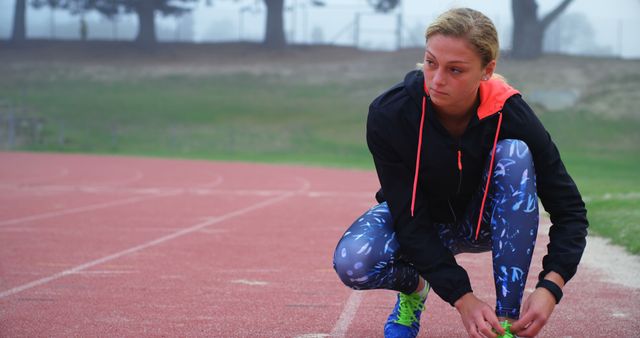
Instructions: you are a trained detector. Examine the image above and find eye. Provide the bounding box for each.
[450,67,462,74]
[425,59,436,67]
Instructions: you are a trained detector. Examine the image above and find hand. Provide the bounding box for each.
[511,288,556,337]
[454,292,504,338]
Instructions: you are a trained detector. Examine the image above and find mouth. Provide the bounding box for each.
[430,88,447,96]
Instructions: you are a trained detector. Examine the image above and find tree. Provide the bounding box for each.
[263,0,285,48]
[261,0,327,48]
[33,0,197,47]
[11,0,27,43]
[12,0,64,43]
[511,0,574,59]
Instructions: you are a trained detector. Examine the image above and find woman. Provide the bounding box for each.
[333,8,588,338]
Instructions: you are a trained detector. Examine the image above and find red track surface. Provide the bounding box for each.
[0,152,638,337]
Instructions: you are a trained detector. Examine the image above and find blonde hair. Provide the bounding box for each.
[418,8,505,81]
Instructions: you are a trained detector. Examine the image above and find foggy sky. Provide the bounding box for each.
[1,0,639,58]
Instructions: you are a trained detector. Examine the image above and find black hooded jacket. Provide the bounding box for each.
[366,70,588,306]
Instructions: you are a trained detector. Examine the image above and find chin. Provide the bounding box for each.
[429,95,449,107]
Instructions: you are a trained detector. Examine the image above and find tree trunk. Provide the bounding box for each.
[511,0,542,59]
[135,0,156,47]
[511,0,574,59]
[264,0,286,48]
[11,0,27,43]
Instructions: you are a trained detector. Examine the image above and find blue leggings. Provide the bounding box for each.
[333,139,539,319]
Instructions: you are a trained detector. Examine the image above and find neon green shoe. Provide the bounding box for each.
[383,291,427,338]
[496,320,517,338]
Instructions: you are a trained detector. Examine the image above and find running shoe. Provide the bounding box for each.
[383,290,427,338]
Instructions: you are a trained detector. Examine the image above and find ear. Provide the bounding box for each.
[482,60,496,81]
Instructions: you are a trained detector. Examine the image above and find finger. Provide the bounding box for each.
[481,309,503,334]
[467,324,481,338]
[469,322,485,338]
[472,325,484,338]
[511,311,534,332]
[478,321,497,338]
[520,296,531,312]
[518,319,544,338]
[486,318,503,335]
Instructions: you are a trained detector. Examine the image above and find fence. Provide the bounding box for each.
[0,102,46,150]
[2,2,639,58]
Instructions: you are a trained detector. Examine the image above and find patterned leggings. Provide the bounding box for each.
[333,139,539,319]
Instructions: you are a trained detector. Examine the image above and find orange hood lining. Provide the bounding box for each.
[422,78,520,119]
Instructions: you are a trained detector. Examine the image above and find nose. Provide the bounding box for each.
[432,68,446,87]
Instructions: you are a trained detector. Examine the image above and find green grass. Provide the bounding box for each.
[1,66,638,254]
[1,71,387,168]
[539,111,640,253]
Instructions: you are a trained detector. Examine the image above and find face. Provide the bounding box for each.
[423,34,495,116]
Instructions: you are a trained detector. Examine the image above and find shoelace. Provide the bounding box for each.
[496,320,516,338]
[394,293,425,326]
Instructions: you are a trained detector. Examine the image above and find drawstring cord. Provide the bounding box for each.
[474,111,503,240]
[411,95,427,217]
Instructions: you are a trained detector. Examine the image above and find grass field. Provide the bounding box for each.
[1,42,638,254]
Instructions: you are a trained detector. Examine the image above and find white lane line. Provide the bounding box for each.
[0,192,178,227]
[0,188,301,299]
[0,189,364,227]
[230,279,269,286]
[330,291,364,338]
[75,270,137,275]
[3,183,372,199]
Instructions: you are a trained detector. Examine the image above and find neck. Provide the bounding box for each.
[435,94,479,123]
[433,94,479,139]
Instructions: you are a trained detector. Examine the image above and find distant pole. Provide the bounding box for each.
[239,9,244,41]
[303,1,308,44]
[396,13,402,50]
[354,13,360,49]
[50,7,56,39]
[292,0,297,44]
[80,12,88,41]
[397,0,403,50]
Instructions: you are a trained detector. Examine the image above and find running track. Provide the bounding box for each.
[0,152,638,337]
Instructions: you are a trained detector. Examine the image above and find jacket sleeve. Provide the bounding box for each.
[366,107,472,306]
[509,98,589,284]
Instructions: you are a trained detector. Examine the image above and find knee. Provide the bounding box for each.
[333,238,378,289]
[493,139,536,181]
[332,202,394,289]
[496,139,533,163]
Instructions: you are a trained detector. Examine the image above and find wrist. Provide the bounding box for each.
[454,292,474,310]
[543,271,566,288]
[536,279,563,304]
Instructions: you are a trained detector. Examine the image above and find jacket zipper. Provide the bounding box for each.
[448,199,457,223]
